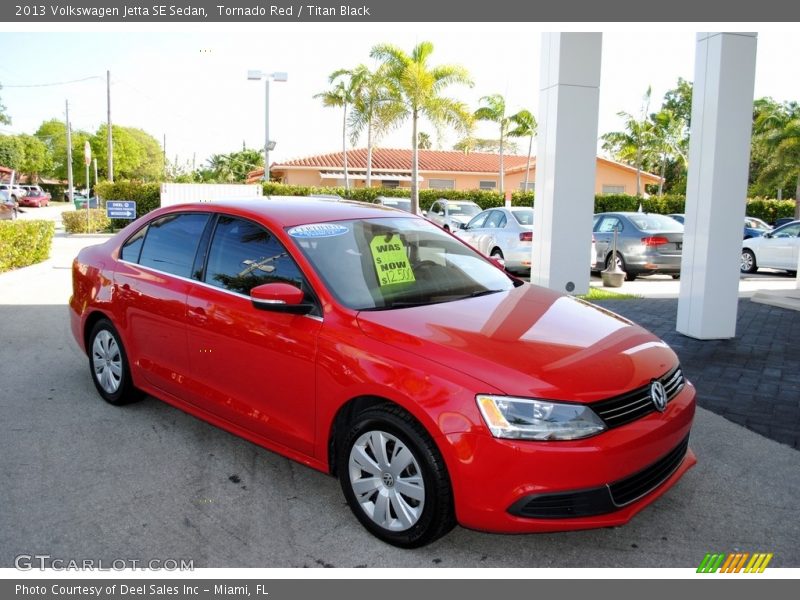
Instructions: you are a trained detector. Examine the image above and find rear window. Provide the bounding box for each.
[627,214,684,232]
[512,209,533,225]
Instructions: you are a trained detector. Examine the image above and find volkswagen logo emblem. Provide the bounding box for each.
[650,380,668,412]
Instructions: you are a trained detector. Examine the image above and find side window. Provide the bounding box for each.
[431,202,442,215]
[120,225,148,263]
[204,216,305,296]
[138,213,210,277]
[485,211,506,229]
[774,224,800,238]
[466,212,489,230]
[598,217,623,234]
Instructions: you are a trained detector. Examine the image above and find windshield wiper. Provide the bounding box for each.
[467,289,505,298]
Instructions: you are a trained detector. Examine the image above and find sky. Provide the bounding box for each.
[1,25,799,174]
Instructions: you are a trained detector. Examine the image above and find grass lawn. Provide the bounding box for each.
[579,287,641,301]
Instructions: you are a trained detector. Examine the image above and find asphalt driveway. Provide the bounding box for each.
[1,233,798,568]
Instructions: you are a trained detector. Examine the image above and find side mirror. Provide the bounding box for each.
[251,282,314,314]
[422,210,428,217]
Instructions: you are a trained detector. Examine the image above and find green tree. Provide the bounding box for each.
[371,41,473,213]
[203,149,263,182]
[0,135,23,169]
[508,109,537,193]
[33,119,92,183]
[17,134,52,182]
[315,69,360,190]
[417,131,432,149]
[347,64,403,187]
[0,85,11,126]
[91,124,164,181]
[752,98,800,217]
[650,109,688,196]
[601,87,657,196]
[474,94,513,193]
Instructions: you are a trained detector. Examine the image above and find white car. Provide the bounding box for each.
[0,183,27,202]
[741,220,800,274]
[426,199,482,232]
[456,207,533,274]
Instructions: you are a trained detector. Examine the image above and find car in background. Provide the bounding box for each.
[426,199,482,231]
[774,217,795,229]
[18,186,51,208]
[69,198,696,548]
[668,213,772,239]
[0,183,27,203]
[0,189,17,220]
[456,207,533,274]
[594,212,684,280]
[376,196,413,214]
[741,220,800,275]
[73,195,99,210]
[308,194,343,201]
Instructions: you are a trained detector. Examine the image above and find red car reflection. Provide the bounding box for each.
[70,198,696,548]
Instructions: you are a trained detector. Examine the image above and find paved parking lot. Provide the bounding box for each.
[1,232,798,568]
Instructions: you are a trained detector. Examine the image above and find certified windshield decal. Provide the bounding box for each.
[288,223,349,238]
[369,234,416,286]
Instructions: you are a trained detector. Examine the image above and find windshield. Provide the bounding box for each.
[448,203,481,217]
[288,217,515,310]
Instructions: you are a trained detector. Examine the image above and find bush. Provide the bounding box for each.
[0,220,55,272]
[95,180,161,229]
[62,209,111,234]
[745,197,796,224]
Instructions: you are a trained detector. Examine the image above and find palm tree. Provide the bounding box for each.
[754,99,800,218]
[474,94,512,193]
[601,87,656,196]
[417,132,432,149]
[347,64,403,188]
[315,69,359,191]
[370,41,473,214]
[508,109,537,194]
[650,108,688,196]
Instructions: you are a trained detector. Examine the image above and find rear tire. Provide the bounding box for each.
[88,319,143,405]
[338,405,455,548]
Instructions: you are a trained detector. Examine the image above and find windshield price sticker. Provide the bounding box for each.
[370,234,416,286]
[288,223,349,238]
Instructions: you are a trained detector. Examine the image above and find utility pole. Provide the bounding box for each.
[107,70,113,182]
[93,158,98,188]
[66,100,74,203]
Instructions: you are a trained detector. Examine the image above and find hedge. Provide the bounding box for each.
[62,209,111,234]
[0,220,55,272]
[88,180,797,224]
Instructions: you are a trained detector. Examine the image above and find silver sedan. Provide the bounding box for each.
[455,207,533,274]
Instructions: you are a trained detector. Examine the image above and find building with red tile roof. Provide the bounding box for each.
[246,148,661,195]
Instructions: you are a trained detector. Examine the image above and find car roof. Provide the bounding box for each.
[159,196,409,228]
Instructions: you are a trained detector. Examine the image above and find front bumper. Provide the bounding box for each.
[442,381,696,533]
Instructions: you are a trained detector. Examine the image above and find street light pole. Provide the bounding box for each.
[248,70,287,183]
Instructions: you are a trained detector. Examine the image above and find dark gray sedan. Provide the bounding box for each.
[593,212,684,280]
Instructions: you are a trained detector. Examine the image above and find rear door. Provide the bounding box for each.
[185,214,322,455]
[114,212,211,398]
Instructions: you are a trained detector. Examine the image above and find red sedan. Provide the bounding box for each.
[18,186,50,207]
[70,198,696,547]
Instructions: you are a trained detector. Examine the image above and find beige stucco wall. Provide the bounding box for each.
[275,160,659,193]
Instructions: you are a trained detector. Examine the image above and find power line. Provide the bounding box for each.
[2,76,102,88]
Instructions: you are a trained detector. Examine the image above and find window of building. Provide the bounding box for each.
[428,179,455,190]
[518,181,535,191]
[479,180,497,190]
[382,180,400,189]
[602,185,626,195]
[204,216,305,296]
[138,213,210,278]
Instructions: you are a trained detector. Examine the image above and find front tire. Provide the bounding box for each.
[741,249,758,274]
[338,405,455,548]
[88,319,143,405]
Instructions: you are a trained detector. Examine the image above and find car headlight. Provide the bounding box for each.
[476,394,607,441]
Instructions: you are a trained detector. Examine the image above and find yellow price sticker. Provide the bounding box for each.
[369,234,416,286]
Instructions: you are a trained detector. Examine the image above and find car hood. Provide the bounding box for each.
[356,285,678,402]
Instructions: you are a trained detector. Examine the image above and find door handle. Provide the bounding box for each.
[187,306,207,323]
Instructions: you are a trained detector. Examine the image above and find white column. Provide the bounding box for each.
[531,33,601,295]
[677,33,758,339]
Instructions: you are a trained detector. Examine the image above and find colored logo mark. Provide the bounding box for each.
[697,552,773,573]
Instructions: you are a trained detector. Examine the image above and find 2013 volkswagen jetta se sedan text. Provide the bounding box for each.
[70,198,696,547]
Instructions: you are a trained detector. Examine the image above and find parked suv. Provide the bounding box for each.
[426,199,482,231]
[0,183,27,203]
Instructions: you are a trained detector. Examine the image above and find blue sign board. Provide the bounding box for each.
[106,200,137,220]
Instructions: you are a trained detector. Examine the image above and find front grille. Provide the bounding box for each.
[591,365,685,429]
[609,435,690,506]
[507,435,690,519]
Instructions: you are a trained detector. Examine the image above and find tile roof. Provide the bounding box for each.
[246,148,661,183]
